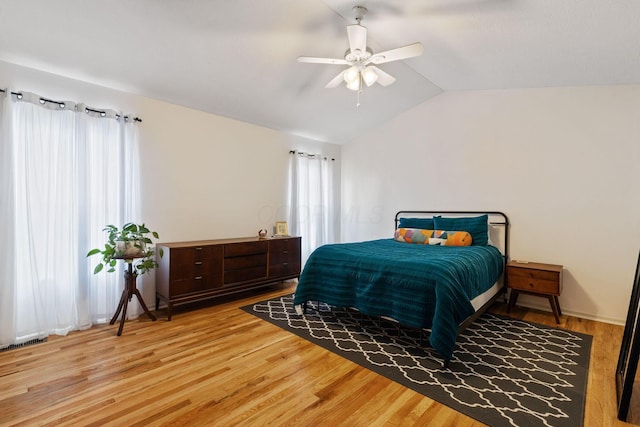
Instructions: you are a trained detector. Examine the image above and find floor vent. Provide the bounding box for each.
[0,337,48,352]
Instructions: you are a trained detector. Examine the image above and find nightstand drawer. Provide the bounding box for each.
[508,267,558,282]
[508,275,560,294]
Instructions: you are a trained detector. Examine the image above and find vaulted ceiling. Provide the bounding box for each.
[1,0,639,143]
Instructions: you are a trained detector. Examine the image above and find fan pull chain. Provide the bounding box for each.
[356,72,362,107]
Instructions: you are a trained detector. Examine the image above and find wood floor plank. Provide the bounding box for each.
[0,283,634,426]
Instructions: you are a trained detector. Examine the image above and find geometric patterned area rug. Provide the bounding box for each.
[241,294,592,427]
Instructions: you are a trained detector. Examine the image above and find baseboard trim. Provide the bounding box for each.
[514,300,624,326]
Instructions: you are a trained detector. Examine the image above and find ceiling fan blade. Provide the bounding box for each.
[368,66,396,87]
[325,71,346,88]
[346,24,367,55]
[367,42,424,65]
[298,56,349,65]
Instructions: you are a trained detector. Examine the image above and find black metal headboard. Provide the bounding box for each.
[394,210,510,263]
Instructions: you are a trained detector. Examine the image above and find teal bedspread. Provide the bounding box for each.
[293,239,504,361]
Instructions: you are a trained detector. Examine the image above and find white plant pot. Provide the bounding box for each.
[116,240,146,257]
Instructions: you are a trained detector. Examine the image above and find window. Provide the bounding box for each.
[287,151,337,264]
[0,91,140,348]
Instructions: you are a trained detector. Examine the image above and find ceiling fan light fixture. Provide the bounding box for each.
[343,66,359,85]
[362,67,378,86]
[346,78,361,91]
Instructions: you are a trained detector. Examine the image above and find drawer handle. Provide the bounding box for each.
[282,262,288,266]
[283,250,289,254]
[195,247,203,251]
[529,282,534,288]
[194,276,203,280]
[195,261,203,265]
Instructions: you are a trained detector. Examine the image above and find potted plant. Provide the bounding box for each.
[87,223,162,275]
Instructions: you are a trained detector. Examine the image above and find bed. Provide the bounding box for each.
[292,211,510,367]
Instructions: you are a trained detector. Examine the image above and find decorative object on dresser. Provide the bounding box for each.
[155,236,301,320]
[275,221,289,236]
[507,260,563,323]
[86,223,162,336]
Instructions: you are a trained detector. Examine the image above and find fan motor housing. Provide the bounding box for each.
[344,47,372,63]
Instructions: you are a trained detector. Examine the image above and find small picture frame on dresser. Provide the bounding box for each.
[275,221,289,236]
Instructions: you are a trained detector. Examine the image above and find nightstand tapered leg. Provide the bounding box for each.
[548,295,561,323]
[507,290,519,313]
[554,296,562,316]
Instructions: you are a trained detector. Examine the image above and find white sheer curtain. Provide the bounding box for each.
[0,91,140,348]
[288,151,337,265]
[0,91,17,348]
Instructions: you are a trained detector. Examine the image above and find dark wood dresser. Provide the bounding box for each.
[155,236,301,319]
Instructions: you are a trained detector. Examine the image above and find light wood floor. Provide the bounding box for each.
[0,282,635,426]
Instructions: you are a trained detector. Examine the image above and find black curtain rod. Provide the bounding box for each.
[289,149,335,161]
[0,88,142,122]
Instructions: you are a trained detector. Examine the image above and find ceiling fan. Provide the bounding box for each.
[298,5,423,103]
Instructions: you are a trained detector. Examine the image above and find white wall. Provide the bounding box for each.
[0,60,341,307]
[4,59,638,324]
[342,86,640,324]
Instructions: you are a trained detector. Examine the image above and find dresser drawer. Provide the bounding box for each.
[168,248,196,280]
[269,262,296,277]
[224,266,267,284]
[193,274,221,291]
[171,275,220,296]
[268,238,301,277]
[169,246,222,281]
[223,243,268,284]
[269,238,299,263]
[225,253,267,270]
[225,241,268,257]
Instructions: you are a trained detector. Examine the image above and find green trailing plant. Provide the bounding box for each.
[87,223,163,276]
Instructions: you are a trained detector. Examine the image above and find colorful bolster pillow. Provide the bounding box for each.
[394,228,473,246]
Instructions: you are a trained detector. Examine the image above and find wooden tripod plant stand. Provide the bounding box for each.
[109,255,157,336]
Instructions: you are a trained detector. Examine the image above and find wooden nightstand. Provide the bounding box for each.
[506,260,563,323]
